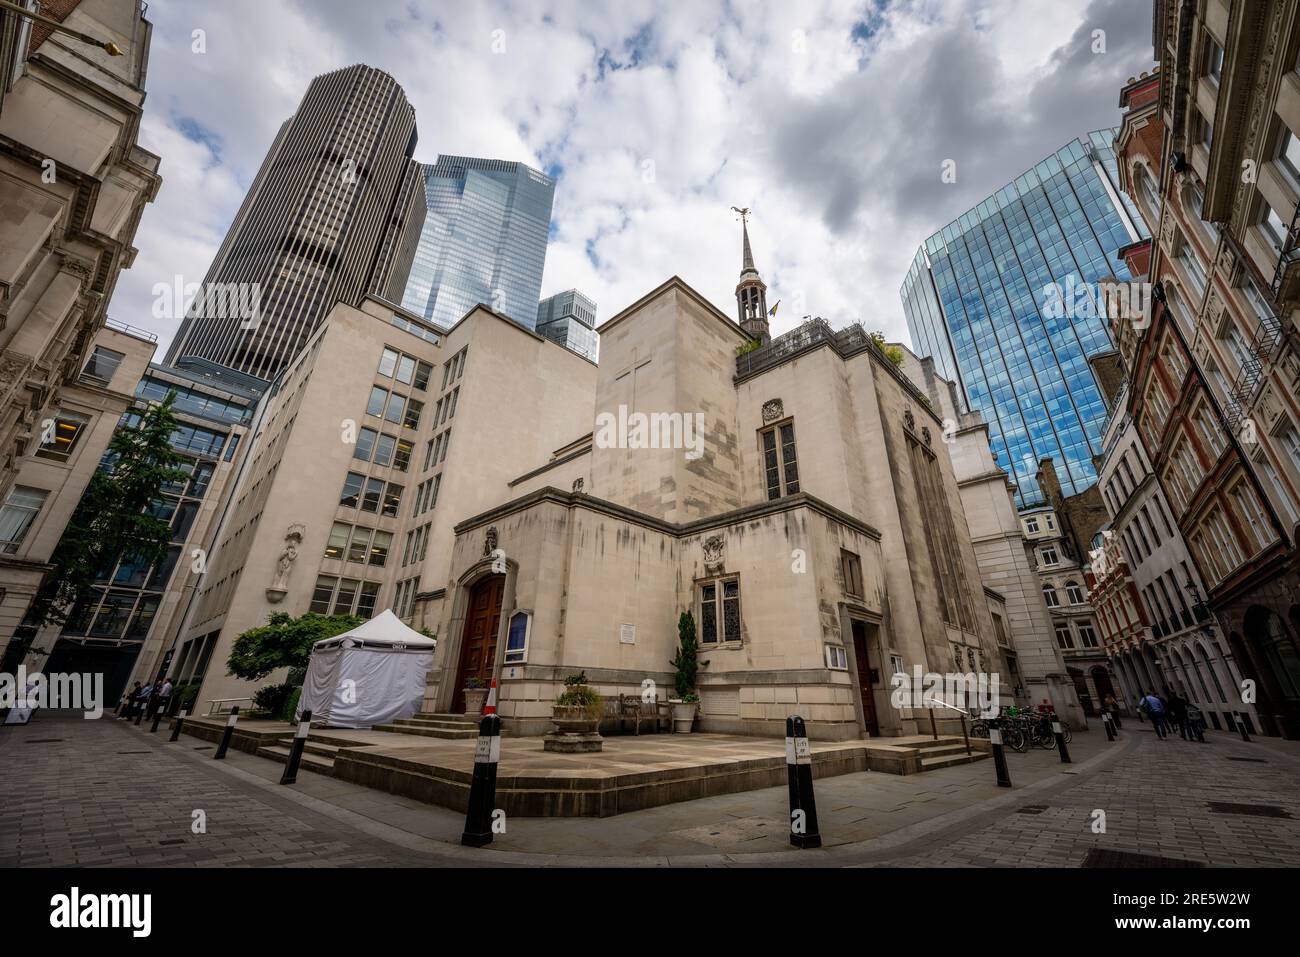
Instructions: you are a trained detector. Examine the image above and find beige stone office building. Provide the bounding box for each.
[0,0,159,656]
[0,320,154,664]
[172,230,1017,741]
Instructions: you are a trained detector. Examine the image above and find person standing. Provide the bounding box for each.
[119,683,142,719]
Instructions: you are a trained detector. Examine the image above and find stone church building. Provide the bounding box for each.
[168,224,1026,740]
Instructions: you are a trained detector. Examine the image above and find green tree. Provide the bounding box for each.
[670,611,699,699]
[227,612,363,681]
[26,394,188,628]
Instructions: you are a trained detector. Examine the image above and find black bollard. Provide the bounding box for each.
[1053,720,1071,763]
[149,706,163,733]
[1111,710,1121,730]
[787,715,821,849]
[1236,712,1252,743]
[461,713,501,847]
[169,709,187,742]
[213,706,239,760]
[279,709,313,785]
[1102,712,1115,741]
[784,717,800,822]
[989,722,1012,788]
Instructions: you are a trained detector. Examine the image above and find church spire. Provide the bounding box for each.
[731,206,770,345]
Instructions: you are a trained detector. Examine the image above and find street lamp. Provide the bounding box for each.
[0,0,124,56]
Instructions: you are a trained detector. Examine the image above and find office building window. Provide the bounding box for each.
[0,486,47,554]
[80,346,125,387]
[35,411,91,461]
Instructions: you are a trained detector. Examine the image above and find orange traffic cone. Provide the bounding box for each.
[484,678,497,716]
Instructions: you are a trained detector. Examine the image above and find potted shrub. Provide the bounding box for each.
[546,672,605,752]
[463,675,489,716]
[670,612,701,732]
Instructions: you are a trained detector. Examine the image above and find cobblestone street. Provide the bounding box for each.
[3,712,1298,868]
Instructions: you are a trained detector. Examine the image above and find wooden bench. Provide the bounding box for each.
[614,693,671,734]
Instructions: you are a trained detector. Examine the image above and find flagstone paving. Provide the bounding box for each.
[2,712,1297,866]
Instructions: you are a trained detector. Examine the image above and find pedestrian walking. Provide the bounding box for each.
[1185,702,1207,742]
[1165,689,1189,740]
[1139,691,1168,739]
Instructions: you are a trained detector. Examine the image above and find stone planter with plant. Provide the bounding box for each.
[670,612,701,733]
[463,675,489,716]
[545,671,604,752]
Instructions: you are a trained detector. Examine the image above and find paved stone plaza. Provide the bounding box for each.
[2,713,1298,867]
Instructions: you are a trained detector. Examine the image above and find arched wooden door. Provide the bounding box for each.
[452,575,505,713]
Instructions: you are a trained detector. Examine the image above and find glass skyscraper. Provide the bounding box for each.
[401,155,555,330]
[536,289,598,361]
[901,131,1147,507]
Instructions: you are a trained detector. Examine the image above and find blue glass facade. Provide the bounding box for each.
[901,131,1147,507]
[401,155,555,330]
[536,289,599,361]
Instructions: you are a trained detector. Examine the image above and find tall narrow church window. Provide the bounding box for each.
[699,577,742,643]
[760,421,800,499]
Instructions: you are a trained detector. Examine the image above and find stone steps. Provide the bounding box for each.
[256,743,337,776]
[919,751,989,771]
[371,722,477,739]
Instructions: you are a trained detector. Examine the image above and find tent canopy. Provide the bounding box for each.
[311,609,435,651]
[297,609,435,728]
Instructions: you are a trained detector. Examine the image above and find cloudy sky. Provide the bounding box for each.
[113,0,1157,355]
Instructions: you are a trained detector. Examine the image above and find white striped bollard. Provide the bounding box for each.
[279,709,314,785]
[169,709,188,742]
[461,713,501,847]
[786,715,821,849]
[1053,719,1071,763]
[213,706,239,760]
[989,722,1012,787]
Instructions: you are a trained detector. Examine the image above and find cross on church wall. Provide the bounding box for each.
[613,349,653,408]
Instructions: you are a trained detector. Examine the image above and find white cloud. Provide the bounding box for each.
[110,0,1155,354]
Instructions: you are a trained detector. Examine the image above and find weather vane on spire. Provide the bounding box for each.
[730,205,750,225]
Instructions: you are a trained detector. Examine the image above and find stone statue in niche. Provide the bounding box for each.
[572,477,585,493]
[922,426,932,446]
[904,408,915,432]
[702,534,725,574]
[266,523,306,603]
[483,525,499,557]
[761,398,784,424]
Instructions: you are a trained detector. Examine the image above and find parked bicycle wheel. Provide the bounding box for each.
[1003,725,1027,752]
[1033,723,1055,749]
[970,721,990,738]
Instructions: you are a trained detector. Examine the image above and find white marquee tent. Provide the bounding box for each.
[295,610,435,728]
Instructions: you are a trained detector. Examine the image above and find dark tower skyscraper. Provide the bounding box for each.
[165,65,427,379]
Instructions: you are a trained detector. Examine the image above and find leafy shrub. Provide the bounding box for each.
[554,682,603,720]
[253,681,293,717]
[282,687,302,722]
